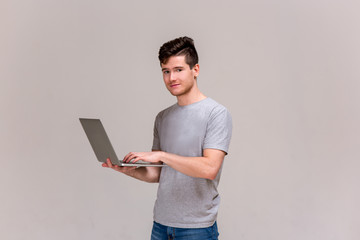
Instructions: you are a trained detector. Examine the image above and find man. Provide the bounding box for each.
[103,36,232,239]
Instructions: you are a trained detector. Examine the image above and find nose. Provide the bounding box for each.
[169,71,177,82]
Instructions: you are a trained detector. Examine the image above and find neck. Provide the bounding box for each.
[176,88,207,106]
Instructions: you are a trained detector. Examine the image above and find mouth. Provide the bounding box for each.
[170,84,180,88]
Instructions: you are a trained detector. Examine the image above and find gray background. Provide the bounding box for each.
[1,0,359,239]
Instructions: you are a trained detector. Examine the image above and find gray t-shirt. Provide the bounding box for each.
[152,98,232,228]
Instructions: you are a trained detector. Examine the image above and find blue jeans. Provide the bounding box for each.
[151,221,219,240]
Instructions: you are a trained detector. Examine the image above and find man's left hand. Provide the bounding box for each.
[123,151,163,164]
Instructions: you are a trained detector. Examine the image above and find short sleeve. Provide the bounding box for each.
[203,107,232,154]
[152,113,161,151]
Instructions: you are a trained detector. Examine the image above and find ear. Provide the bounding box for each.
[192,64,200,79]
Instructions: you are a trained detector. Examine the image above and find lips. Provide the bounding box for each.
[170,84,180,88]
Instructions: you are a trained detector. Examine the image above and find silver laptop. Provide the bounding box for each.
[79,118,165,167]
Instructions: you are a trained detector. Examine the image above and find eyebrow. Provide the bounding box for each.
[161,66,184,71]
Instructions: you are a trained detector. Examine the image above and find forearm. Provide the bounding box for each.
[159,150,224,180]
[122,149,225,180]
[126,166,160,183]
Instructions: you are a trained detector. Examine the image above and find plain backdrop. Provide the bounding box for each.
[1,0,359,239]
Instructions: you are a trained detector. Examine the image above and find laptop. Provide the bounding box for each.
[79,118,165,167]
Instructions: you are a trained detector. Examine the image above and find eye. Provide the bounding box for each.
[176,69,183,72]
[163,70,170,74]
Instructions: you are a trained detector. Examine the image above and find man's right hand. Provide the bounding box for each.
[102,158,137,175]
[102,157,161,183]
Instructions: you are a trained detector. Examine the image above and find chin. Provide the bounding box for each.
[167,89,182,96]
[170,92,181,97]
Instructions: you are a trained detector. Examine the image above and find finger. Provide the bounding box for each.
[102,159,110,167]
[106,158,113,167]
[124,152,136,163]
[131,156,141,163]
[123,153,131,162]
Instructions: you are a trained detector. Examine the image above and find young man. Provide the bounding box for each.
[103,37,232,239]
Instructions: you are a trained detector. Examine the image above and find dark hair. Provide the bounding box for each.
[158,36,199,69]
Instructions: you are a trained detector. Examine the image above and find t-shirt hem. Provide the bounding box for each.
[154,218,216,229]
[203,145,229,155]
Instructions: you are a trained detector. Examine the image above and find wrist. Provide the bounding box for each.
[159,151,164,158]
[159,151,168,164]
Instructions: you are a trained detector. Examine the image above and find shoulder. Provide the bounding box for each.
[205,98,231,118]
[155,103,178,121]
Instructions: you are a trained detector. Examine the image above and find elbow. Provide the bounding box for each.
[144,174,159,183]
[146,172,160,183]
[207,173,217,181]
[144,167,161,183]
[146,177,160,183]
[204,168,219,181]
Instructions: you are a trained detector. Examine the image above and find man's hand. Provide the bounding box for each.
[102,158,137,175]
[102,157,161,183]
[123,151,164,164]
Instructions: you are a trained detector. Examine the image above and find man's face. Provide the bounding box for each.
[161,55,199,97]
